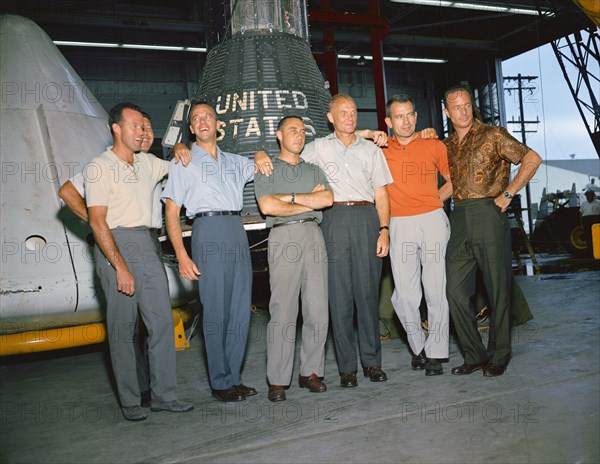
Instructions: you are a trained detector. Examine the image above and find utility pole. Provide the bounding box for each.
[504,73,541,275]
[504,73,539,235]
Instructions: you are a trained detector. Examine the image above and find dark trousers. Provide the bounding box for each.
[472,273,533,327]
[95,227,177,407]
[192,215,252,390]
[446,199,512,366]
[321,205,382,373]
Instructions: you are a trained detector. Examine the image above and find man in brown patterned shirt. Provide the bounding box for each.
[442,85,541,377]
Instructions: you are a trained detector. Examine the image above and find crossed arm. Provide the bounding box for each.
[257,184,333,217]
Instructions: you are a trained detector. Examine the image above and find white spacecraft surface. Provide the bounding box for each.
[0,15,195,353]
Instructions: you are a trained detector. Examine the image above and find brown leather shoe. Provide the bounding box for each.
[340,371,358,387]
[212,387,245,402]
[411,351,427,370]
[363,366,388,382]
[235,384,258,397]
[483,363,505,377]
[268,385,286,402]
[450,361,488,375]
[298,373,327,393]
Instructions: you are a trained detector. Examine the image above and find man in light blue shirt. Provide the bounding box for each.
[162,101,256,403]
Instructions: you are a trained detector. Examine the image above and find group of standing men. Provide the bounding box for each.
[254,86,540,395]
[61,84,541,419]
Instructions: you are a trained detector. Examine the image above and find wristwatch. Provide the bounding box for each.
[503,191,512,199]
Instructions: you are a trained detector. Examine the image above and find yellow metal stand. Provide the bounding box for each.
[1,307,194,356]
[173,310,191,351]
[592,223,600,259]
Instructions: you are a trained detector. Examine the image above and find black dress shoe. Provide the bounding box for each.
[450,361,488,375]
[212,387,245,402]
[340,371,358,387]
[268,385,286,402]
[483,363,505,377]
[425,359,443,376]
[235,384,258,397]
[299,373,327,392]
[411,351,427,370]
[363,366,388,382]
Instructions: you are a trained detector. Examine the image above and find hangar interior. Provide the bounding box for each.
[1,0,597,148]
[1,2,599,464]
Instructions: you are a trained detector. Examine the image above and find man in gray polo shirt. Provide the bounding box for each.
[254,116,333,402]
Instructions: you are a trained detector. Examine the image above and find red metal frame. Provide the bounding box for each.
[309,0,390,130]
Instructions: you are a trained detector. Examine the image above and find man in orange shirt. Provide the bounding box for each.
[383,94,452,376]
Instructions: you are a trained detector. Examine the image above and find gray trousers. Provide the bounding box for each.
[95,227,177,407]
[133,229,162,394]
[266,221,329,385]
[192,215,252,390]
[389,208,450,359]
[446,199,512,366]
[321,205,382,373]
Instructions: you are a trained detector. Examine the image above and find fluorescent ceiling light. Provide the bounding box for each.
[389,0,549,16]
[55,41,446,63]
[54,41,207,52]
[338,54,447,64]
[54,41,118,48]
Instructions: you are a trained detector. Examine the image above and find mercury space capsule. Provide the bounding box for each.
[0,15,195,354]
[166,0,332,219]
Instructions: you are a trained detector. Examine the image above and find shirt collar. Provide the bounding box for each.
[105,148,137,164]
[191,143,223,159]
[389,132,421,149]
[448,118,483,143]
[470,119,484,133]
[274,156,304,167]
[326,131,360,147]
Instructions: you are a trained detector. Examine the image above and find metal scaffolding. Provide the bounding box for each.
[551,27,600,157]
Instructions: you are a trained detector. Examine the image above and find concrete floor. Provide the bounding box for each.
[1,265,599,464]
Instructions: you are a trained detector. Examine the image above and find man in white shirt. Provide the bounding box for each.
[580,189,600,256]
[85,102,192,421]
[58,112,162,410]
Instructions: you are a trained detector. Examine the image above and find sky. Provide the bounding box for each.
[501,40,598,161]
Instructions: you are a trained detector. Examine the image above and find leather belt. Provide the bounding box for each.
[194,210,241,219]
[272,217,316,228]
[332,201,373,206]
[148,227,160,233]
